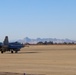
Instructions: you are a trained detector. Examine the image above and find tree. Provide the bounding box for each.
[37,41,44,45]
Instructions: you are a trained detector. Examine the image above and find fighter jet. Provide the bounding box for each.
[0,36,24,54]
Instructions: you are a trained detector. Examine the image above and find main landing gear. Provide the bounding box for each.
[1,51,3,54]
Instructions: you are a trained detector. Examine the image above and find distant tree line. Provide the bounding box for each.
[24,41,76,45]
[37,41,53,45]
[37,41,75,45]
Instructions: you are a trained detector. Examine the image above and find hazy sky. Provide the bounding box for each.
[0,0,76,41]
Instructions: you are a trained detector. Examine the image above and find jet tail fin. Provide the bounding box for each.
[3,36,9,45]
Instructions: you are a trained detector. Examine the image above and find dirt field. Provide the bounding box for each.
[0,45,76,75]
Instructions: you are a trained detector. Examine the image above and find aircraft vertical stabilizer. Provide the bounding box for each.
[3,36,9,45]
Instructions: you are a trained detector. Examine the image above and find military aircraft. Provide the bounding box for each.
[0,36,24,54]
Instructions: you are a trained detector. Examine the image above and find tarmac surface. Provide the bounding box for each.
[0,45,76,75]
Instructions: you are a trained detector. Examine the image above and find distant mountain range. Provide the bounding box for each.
[17,37,76,44]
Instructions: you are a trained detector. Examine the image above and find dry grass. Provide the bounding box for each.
[0,45,76,75]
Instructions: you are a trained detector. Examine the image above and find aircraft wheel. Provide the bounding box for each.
[1,51,3,54]
[11,51,13,53]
